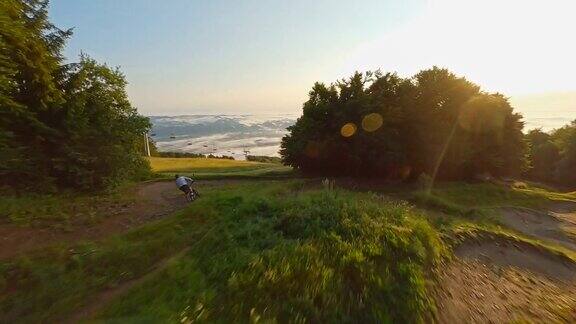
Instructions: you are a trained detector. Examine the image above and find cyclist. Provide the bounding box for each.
[175,174,194,197]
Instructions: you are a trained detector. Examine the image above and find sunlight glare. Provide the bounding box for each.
[343,0,576,96]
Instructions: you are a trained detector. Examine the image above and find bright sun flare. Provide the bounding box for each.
[345,0,576,96]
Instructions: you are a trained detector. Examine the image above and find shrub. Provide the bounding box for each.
[179,189,445,323]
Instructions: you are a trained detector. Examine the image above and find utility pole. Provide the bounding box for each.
[144,133,150,157]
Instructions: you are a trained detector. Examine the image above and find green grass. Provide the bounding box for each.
[97,183,445,323]
[408,181,576,262]
[0,181,446,323]
[0,185,136,228]
[410,182,576,217]
[2,178,574,323]
[149,156,294,179]
[0,203,209,323]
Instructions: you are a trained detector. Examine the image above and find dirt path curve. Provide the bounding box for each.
[437,202,576,323]
[66,247,191,324]
[498,202,576,251]
[68,223,220,323]
[0,180,195,260]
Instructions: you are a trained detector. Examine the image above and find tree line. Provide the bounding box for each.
[281,68,575,185]
[1,0,151,191]
[526,122,576,186]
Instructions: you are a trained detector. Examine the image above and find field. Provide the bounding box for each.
[149,157,293,179]
[1,158,576,323]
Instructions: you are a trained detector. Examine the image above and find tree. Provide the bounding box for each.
[0,0,151,191]
[281,68,528,181]
[54,56,152,189]
[456,93,527,178]
[525,129,560,181]
[0,0,71,187]
[401,67,480,179]
[281,71,407,177]
[552,120,576,186]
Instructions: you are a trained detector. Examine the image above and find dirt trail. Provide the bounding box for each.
[66,247,190,324]
[437,258,576,323]
[437,202,576,323]
[0,181,190,260]
[498,204,576,251]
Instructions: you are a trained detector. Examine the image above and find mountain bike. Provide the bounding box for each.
[182,178,200,202]
[185,187,200,202]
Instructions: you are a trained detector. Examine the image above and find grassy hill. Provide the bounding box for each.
[2,158,576,322]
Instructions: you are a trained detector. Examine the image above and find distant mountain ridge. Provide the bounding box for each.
[149,114,298,158]
[150,115,296,140]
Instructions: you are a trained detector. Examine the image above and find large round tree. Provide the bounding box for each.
[281,68,528,181]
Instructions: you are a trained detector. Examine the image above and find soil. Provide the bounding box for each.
[0,181,187,260]
[437,257,576,323]
[498,206,576,251]
[437,202,576,323]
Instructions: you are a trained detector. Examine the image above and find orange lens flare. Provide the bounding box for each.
[361,113,383,132]
[340,123,357,137]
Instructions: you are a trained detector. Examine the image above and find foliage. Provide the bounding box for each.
[525,129,560,181]
[98,183,444,323]
[56,56,152,188]
[552,121,576,186]
[206,154,234,160]
[0,0,70,189]
[281,71,408,177]
[0,0,150,191]
[0,181,445,323]
[246,155,283,164]
[154,151,205,158]
[2,179,575,322]
[0,205,200,323]
[524,120,576,187]
[151,148,237,160]
[281,68,527,180]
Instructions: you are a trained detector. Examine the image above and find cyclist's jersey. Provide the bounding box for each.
[175,176,193,187]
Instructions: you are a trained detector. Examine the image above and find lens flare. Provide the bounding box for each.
[361,113,383,132]
[458,96,506,133]
[340,123,357,137]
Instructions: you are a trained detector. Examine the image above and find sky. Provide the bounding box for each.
[51,0,575,119]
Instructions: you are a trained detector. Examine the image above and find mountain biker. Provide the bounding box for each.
[175,174,194,196]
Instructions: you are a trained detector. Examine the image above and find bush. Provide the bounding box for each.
[246,155,282,164]
[203,191,443,322]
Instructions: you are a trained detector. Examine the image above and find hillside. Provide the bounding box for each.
[3,1,575,322]
[2,158,576,322]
